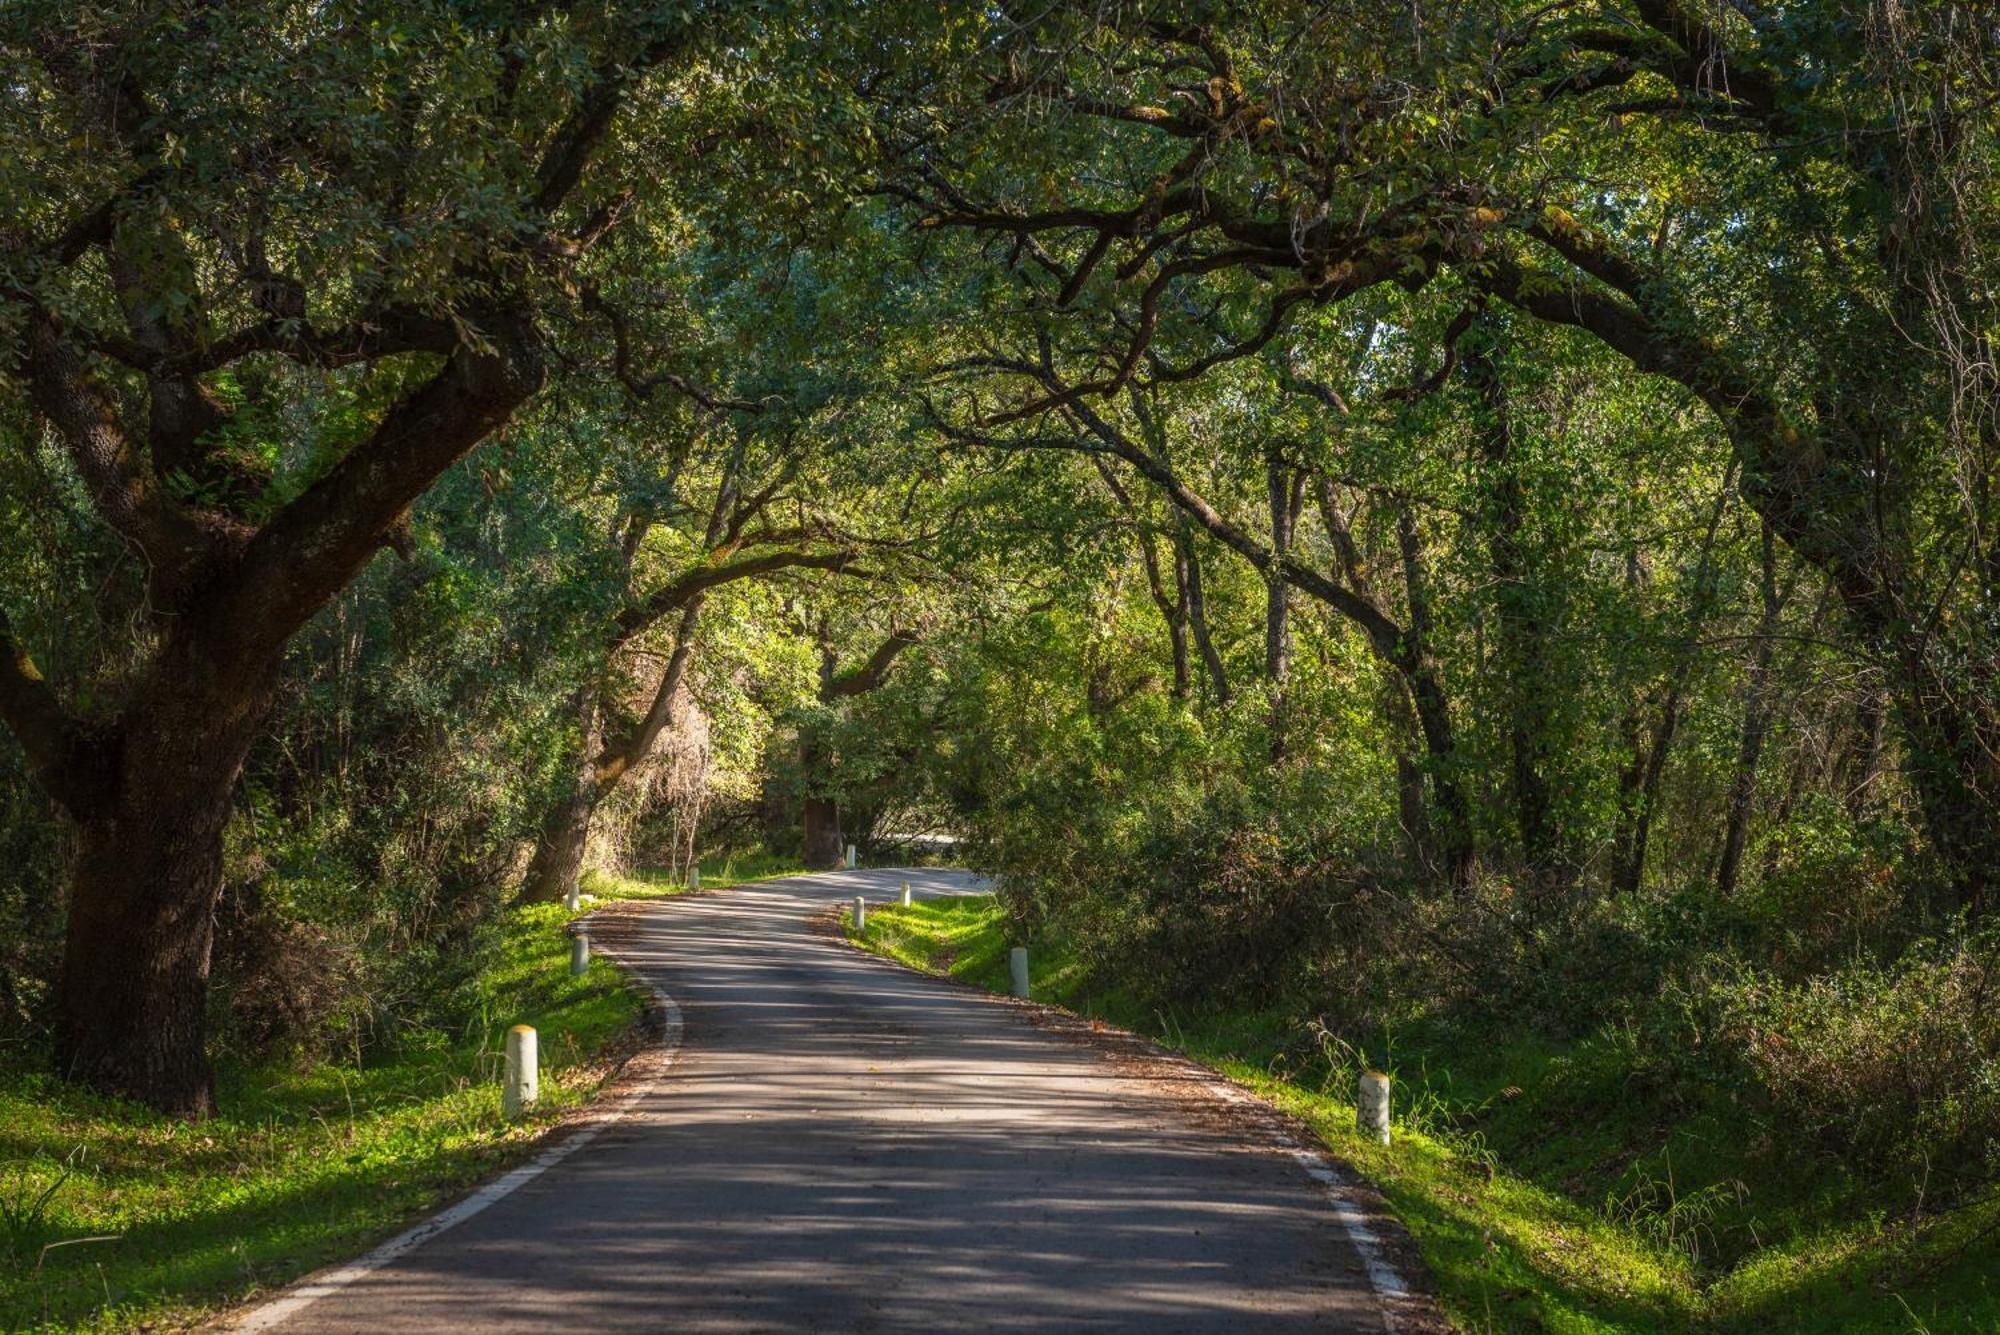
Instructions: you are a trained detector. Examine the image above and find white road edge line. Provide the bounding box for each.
[1196,1079,1411,1331]
[837,880,1416,1332]
[230,918,683,1332]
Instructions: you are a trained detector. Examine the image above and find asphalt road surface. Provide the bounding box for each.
[245,868,1415,1332]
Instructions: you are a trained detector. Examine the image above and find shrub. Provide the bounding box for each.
[1743,796,1918,974]
[1708,926,2000,1198]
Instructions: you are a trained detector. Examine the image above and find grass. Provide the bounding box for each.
[581,848,808,900]
[0,872,712,1334]
[847,895,2000,1333]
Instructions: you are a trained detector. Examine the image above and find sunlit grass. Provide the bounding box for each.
[0,898,645,1332]
[584,848,808,900]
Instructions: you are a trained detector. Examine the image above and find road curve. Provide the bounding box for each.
[244,868,1413,1333]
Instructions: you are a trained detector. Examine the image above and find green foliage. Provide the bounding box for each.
[1,0,1998,1326]
[1703,929,2000,1193]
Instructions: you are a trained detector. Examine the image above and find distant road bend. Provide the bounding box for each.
[237,868,1427,1333]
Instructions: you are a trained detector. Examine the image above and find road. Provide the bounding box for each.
[240,868,1419,1333]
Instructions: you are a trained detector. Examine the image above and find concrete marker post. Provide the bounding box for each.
[901,881,912,907]
[845,843,857,869]
[564,884,579,912]
[1009,946,1030,999]
[570,932,590,977]
[503,1025,538,1119]
[1357,1070,1391,1146]
[689,866,701,891]
[853,896,867,932]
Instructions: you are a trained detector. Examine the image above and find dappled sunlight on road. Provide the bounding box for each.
[255,869,1390,1333]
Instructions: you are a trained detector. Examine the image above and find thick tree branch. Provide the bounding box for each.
[532,27,692,215]
[0,608,109,815]
[208,311,546,668]
[613,548,863,650]
[825,629,919,700]
[1477,243,1891,627]
[145,307,460,376]
[1624,0,1785,121]
[595,599,702,789]
[20,310,198,589]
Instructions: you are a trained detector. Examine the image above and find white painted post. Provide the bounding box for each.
[852,896,867,931]
[504,1025,539,1118]
[1357,1071,1391,1146]
[1009,946,1030,999]
[564,884,579,912]
[570,932,590,977]
[900,881,912,907]
[689,866,701,891]
[845,843,857,869]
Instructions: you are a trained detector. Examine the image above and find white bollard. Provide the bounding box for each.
[504,1025,539,1119]
[1357,1070,1391,1146]
[853,896,867,931]
[570,932,590,977]
[564,884,579,912]
[845,843,857,869]
[689,866,701,891]
[901,881,912,907]
[1009,946,1030,999]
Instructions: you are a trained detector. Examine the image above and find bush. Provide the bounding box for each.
[1135,815,1350,1006]
[1707,926,2000,1198]
[1743,796,1919,974]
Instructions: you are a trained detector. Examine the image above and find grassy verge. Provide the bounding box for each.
[581,848,808,901]
[848,895,2000,1333]
[0,875,702,1334]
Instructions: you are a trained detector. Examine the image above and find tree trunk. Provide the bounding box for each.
[802,796,845,870]
[1310,479,1473,885]
[1717,522,1786,896]
[800,729,845,870]
[1265,454,1299,685]
[1140,533,1191,701]
[1384,680,1437,872]
[1616,683,1685,895]
[1130,530,1190,700]
[519,775,597,905]
[797,626,917,868]
[518,603,702,905]
[518,687,604,905]
[1780,548,2000,913]
[1165,578,1192,700]
[1265,454,1303,758]
[1468,347,1558,874]
[1898,675,2000,915]
[54,661,276,1117]
[1178,515,1230,708]
[1096,457,1191,699]
[1611,484,1732,894]
[1393,504,1476,886]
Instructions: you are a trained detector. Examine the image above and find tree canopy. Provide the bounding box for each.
[2,10,1998,1308]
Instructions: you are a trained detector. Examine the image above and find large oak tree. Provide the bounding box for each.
[0,1,704,1113]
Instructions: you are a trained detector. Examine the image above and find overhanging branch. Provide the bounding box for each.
[0,608,110,816]
[613,548,866,649]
